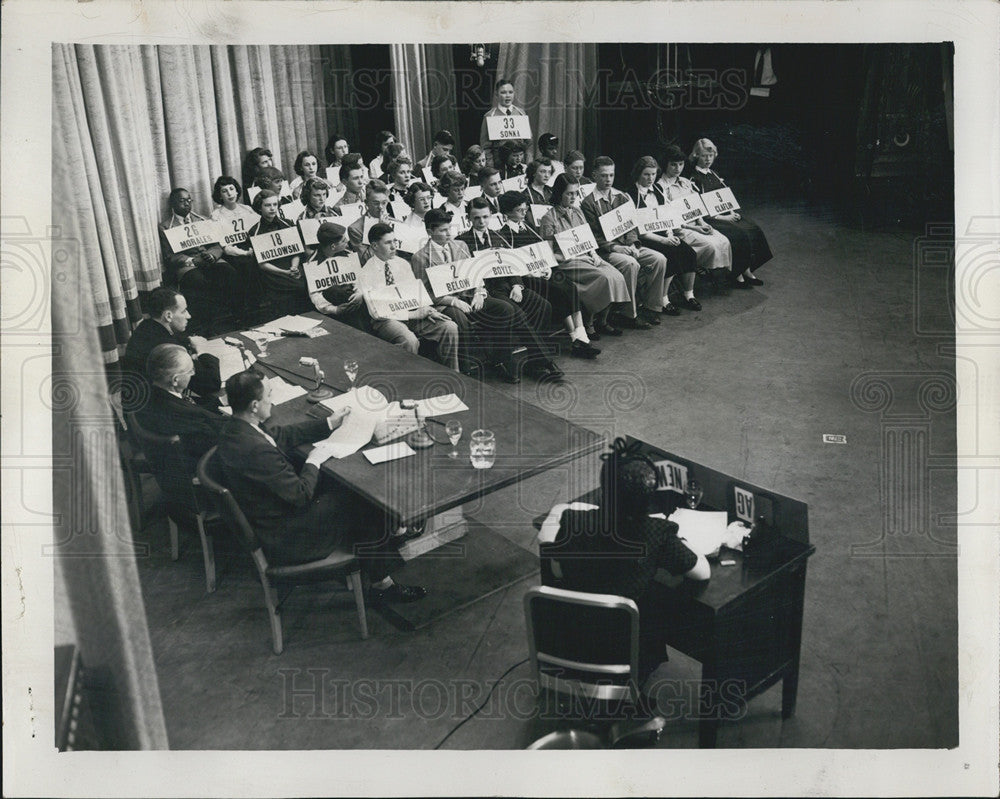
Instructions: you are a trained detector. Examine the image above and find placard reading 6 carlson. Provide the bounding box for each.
[249,227,305,262]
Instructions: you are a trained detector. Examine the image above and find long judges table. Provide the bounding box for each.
[241,314,605,529]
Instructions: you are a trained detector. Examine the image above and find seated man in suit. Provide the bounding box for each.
[134,343,227,467]
[477,167,504,216]
[217,370,426,603]
[121,287,221,412]
[411,208,561,382]
[347,180,391,263]
[580,156,667,329]
[355,222,460,371]
[158,187,240,326]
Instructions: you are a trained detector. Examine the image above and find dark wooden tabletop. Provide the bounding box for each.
[246,315,605,526]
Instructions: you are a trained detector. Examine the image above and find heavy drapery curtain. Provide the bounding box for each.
[495,43,601,161]
[389,44,461,162]
[52,43,357,365]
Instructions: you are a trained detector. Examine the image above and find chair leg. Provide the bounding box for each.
[168,517,179,561]
[347,571,369,640]
[121,460,144,530]
[258,576,283,655]
[196,514,216,593]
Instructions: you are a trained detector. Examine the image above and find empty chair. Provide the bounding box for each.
[196,447,368,653]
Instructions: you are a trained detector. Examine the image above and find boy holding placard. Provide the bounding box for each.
[580,156,667,329]
[356,222,460,372]
[305,222,368,332]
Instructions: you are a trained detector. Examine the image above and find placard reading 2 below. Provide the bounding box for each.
[486,114,532,142]
[554,223,599,258]
[424,256,480,298]
[162,221,222,253]
[303,253,361,293]
[654,459,689,494]
[249,228,304,262]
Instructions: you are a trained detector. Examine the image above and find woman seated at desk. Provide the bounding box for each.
[539,438,710,682]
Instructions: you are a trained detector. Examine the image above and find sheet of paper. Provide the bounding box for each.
[256,315,324,334]
[318,385,389,457]
[363,441,416,465]
[413,394,469,417]
[668,508,728,556]
[266,376,307,406]
[202,337,257,381]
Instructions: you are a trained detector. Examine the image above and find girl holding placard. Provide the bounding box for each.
[247,190,308,315]
[539,174,630,341]
[686,138,771,288]
[210,176,261,319]
[496,141,528,182]
[323,133,350,181]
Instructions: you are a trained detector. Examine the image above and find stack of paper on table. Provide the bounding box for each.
[255,315,324,335]
[667,508,729,557]
[412,394,469,417]
[266,376,307,406]
[319,386,389,458]
[203,337,257,381]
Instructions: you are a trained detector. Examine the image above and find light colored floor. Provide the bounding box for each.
[116,199,958,749]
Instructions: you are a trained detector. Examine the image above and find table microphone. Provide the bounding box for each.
[299,356,334,403]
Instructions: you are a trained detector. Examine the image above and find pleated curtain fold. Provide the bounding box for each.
[389,44,461,162]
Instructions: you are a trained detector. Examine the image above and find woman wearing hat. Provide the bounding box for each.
[306,221,368,332]
[685,137,772,288]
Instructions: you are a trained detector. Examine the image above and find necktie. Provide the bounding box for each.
[384,261,395,286]
[506,109,512,116]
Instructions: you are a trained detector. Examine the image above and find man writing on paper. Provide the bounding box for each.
[580,157,667,329]
[356,222,460,371]
[121,287,221,412]
[217,370,427,605]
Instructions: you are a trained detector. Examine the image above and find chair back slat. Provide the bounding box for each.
[196,447,262,555]
[126,413,201,516]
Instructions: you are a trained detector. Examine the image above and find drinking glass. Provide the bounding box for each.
[445,420,463,459]
[257,338,269,359]
[684,479,703,510]
[344,359,359,392]
[469,429,496,469]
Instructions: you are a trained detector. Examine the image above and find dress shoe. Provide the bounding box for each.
[595,321,623,337]
[681,297,702,311]
[571,340,600,358]
[495,362,521,384]
[531,361,566,381]
[461,364,482,379]
[746,275,764,286]
[661,303,681,316]
[611,314,651,331]
[586,326,600,341]
[370,582,427,604]
[641,311,661,325]
[731,278,753,290]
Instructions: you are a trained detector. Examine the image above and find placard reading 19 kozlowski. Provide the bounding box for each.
[162,220,223,253]
[249,227,305,262]
[303,252,361,293]
[486,114,532,142]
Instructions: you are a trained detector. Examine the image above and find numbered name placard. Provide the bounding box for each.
[422,166,436,185]
[303,253,362,293]
[701,187,740,216]
[424,256,482,298]
[546,162,565,186]
[324,166,342,187]
[635,204,680,235]
[501,175,527,193]
[530,204,553,223]
[281,199,305,221]
[389,199,411,220]
[512,241,558,275]
[364,279,432,321]
[598,198,638,241]
[665,194,707,224]
[487,214,505,231]
[217,212,260,246]
[554,223,599,259]
[163,221,223,253]
[653,459,689,494]
[486,114,532,142]
[464,185,484,202]
[335,202,364,226]
[733,485,755,523]
[297,218,322,246]
[249,227,305,262]
[390,221,428,253]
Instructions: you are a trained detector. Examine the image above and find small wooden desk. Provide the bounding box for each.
[246,315,605,527]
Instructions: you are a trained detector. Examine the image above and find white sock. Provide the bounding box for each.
[684,290,695,300]
[373,577,393,590]
[575,325,590,344]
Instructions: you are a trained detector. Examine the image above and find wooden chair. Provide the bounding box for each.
[127,413,220,592]
[197,447,368,653]
[108,393,153,531]
[523,585,666,748]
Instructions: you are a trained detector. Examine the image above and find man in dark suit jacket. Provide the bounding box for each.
[121,287,221,412]
[216,371,426,604]
[133,344,227,470]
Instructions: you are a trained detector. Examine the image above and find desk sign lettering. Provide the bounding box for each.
[425,256,480,298]
[303,253,361,293]
[365,280,432,320]
[635,205,679,235]
[512,242,558,275]
[702,187,740,216]
[733,485,755,523]
[664,195,706,224]
[219,212,260,246]
[654,459,689,493]
[249,228,305,262]
[501,175,528,193]
[486,114,532,142]
[554,223,599,258]
[163,221,223,253]
[823,434,848,444]
[598,198,639,241]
